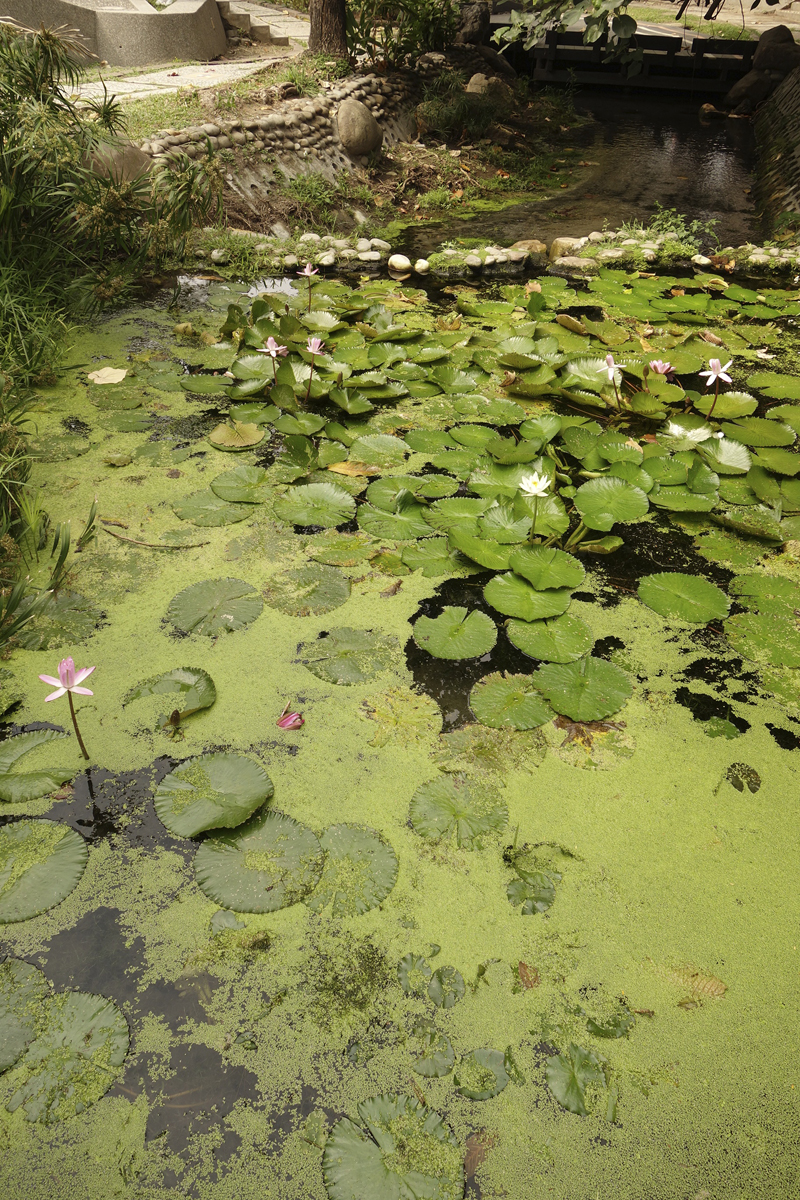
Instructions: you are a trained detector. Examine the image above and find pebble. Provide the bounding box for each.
[210,249,230,264]
[299,232,321,243]
[370,238,392,251]
[414,259,430,274]
[465,254,483,267]
[691,254,712,267]
[283,254,299,267]
[358,251,382,262]
[388,253,412,272]
[317,251,336,266]
[356,238,372,252]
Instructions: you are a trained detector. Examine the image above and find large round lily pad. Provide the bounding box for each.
[172,490,253,527]
[154,753,273,838]
[637,572,730,623]
[263,564,350,616]
[574,477,649,531]
[469,672,553,730]
[211,464,269,502]
[307,824,398,917]
[533,658,632,722]
[125,667,216,720]
[6,990,129,1124]
[507,614,594,663]
[411,1024,455,1078]
[409,776,508,849]
[413,606,497,660]
[725,612,800,668]
[322,1094,463,1200]
[167,578,263,636]
[274,482,356,528]
[0,959,49,1072]
[428,965,466,1009]
[507,546,585,591]
[0,730,72,804]
[0,820,87,924]
[484,574,572,621]
[454,1048,510,1100]
[195,809,323,912]
[299,628,398,684]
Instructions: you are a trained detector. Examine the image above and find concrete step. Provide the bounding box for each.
[224,7,253,34]
[251,17,290,45]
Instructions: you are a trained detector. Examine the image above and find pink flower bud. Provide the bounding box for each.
[277,712,304,730]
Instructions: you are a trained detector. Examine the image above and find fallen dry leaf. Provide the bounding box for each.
[465,1131,496,1177]
[87,366,127,385]
[518,962,539,989]
[380,580,402,598]
[327,461,381,477]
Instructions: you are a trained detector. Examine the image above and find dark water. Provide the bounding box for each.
[400,89,760,257]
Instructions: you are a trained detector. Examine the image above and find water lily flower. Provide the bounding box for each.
[699,358,733,388]
[298,262,318,311]
[306,337,325,357]
[519,471,550,497]
[649,360,672,375]
[256,336,288,380]
[277,711,304,730]
[604,354,617,382]
[39,657,94,760]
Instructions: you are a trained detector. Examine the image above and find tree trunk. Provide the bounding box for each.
[308,0,348,57]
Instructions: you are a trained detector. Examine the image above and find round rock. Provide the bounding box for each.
[388,253,412,272]
[336,98,383,155]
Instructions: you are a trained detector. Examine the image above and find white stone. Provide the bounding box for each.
[339,249,358,260]
[210,248,230,264]
[254,243,270,252]
[358,250,381,261]
[588,231,604,243]
[620,238,638,246]
[691,254,712,266]
[465,254,483,267]
[317,252,336,266]
[356,237,372,252]
[388,253,412,272]
[642,250,657,262]
[352,209,369,225]
[283,253,299,267]
[414,258,430,274]
[370,238,392,251]
[299,232,321,243]
[548,236,580,260]
[597,248,625,261]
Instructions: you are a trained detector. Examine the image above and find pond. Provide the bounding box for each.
[401,90,761,256]
[0,264,798,1199]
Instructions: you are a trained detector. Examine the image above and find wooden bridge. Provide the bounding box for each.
[505,30,756,94]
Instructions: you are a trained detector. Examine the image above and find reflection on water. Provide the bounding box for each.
[401,89,760,256]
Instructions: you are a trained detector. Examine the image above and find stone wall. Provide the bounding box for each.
[754,65,800,221]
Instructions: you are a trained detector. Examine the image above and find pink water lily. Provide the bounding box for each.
[306,337,324,356]
[299,262,318,311]
[277,711,304,730]
[699,357,733,418]
[39,657,94,760]
[257,336,288,359]
[649,360,672,375]
[604,354,622,407]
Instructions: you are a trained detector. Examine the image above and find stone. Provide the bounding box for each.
[201,123,221,136]
[336,98,383,156]
[597,248,626,261]
[465,254,483,268]
[231,131,246,145]
[456,0,490,44]
[588,231,605,243]
[752,25,800,75]
[299,232,321,243]
[723,69,774,110]
[549,236,580,260]
[317,252,336,266]
[465,73,513,104]
[507,250,526,263]
[691,254,712,266]
[271,222,291,240]
[512,238,547,256]
[255,243,270,252]
[388,253,412,271]
[339,249,359,260]
[210,249,230,264]
[87,139,152,182]
[358,250,381,261]
[476,44,517,78]
[333,238,351,250]
[356,238,372,252]
[370,238,392,251]
[414,259,430,274]
[553,256,599,273]
[283,254,299,267]
[353,209,369,225]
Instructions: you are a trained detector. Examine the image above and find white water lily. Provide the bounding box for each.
[519,471,550,497]
[699,358,733,388]
[664,421,715,444]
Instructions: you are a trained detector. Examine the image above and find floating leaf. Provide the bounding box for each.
[299,628,397,684]
[533,658,632,721]
[751,447,800,477]
[574,478,649,531]
[208,420,264,450]
[506,615,594,663]
[88,367,127,385]
[0,731,72,804]
[507,546,585,591]
[173,490,253,527]
[411,1025,455,1078]
[448,529,514,570]
[725,612,800,668]
[195,809,323,911]
[397,954,432,995]
[586,1009,635,1039]
[348,434,408,466]
[698,436,751,475]
[155,753,273,838]
[6,990,128,1124]
[478,503,531,543]
[274,482,356,528]
[424,497,493,532]
[308,534,378,567]
[360,688,441,748]
[0,959,49,1072]
[409,775,508,849]
[210,465,269,502]
[637,573,730,623]
[719,417,796,448]
[125,666,215,727]
[322,1095,462,1200]
[546,1044,604,1116]
[358,502,432,540]
[167,578,263,636]
[455,1049,510,1100]
[484,574,572,622]
[367,475,458,509]
[401,538,474,578]
[264,564,350,616]
[469,673,553,730]
[428,965,466,1009]
[306,824,398,916]
[0,820,87,924]
[507,871,556,915]
[413,606,497,660]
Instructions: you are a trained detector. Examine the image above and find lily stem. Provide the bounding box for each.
[67,691,90,761]
[529,496,539,543]
[707,379,719,419]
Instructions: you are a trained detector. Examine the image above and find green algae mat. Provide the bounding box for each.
[0,267,799,1197]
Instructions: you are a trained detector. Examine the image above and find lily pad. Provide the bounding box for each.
[173,490,253,527]
[725,612,800,668]
[574,478,649,532]
[397,954,432,995]
[358,501,432,540]
[448,529,514,570]
[638,573,730,623]
[208,420,264,451]
[424,497,493,532]
[546,1043,604,1116]
[348,434,408,466]
[195,809,323,911]
[507,871,556,915]
[322,1094,463,1200]
[274,482,356,529]
[167,578,263,636]
[413,607,497,660]
[401,539,474,578]
[263,564,350,616]
[299,628,398,684]
[125,667,216,722]
[210,465,269,502]
[308,534,378,567]
[533,658,632,721]
[155,753,273,838]
[506,615,594,663]
[469,673,553,730]
[0,959,49,1072]
[306,824,398,916]
[0,820,88,924]
[0,731,72,804]
[484,574,572,622]
[409,775,508,849]
[428,966,466,1009]
[411,1025,455,1078]
[507,546,585,591]
[454,1049,510,1100]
